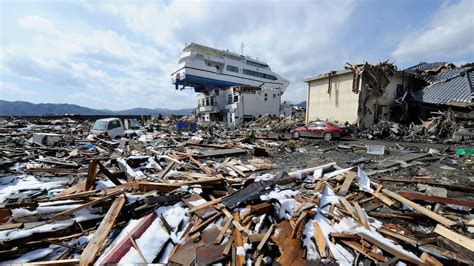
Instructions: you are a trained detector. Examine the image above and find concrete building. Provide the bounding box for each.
[304,63,404,128]
[195,86,282,125]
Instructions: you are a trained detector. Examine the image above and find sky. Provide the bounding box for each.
[0,0,473,110]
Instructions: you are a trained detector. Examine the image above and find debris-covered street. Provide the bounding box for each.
[0,116,473,265]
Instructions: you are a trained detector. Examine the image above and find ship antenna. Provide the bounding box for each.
[240,42,245,55]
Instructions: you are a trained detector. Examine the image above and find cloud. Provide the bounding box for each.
[17,15,58,34]
[392,0,474,62]
[89,0,355,104]
[2,1,356,109]
[0,81,37,99]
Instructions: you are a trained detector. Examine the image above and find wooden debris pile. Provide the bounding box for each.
[0,117,473,265]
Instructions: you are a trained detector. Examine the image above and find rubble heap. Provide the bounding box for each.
[357,110,474,143]
[0,117,473,265]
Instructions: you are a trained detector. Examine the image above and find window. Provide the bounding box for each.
[234,95,239,103]
[215,89,219,96]
[228,94,233,104]
[246,60,270,69]
[242,69,277,80]
[108,120,120,130]
[273,94,276,99]
[226,65,239,73]
[206,98,210,106]
[210,97,215,105]
[201,99,205,106]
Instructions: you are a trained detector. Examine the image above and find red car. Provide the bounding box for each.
[291,121,345,140]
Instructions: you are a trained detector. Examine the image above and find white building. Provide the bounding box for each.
[195,86,282,125]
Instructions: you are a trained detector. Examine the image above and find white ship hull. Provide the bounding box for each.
[171,43,289,92]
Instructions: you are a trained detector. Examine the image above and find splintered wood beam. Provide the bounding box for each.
[188,212,221,235]
[215,217,233,244]
[399,191,474,208]
[52,190,123,219]
[382,189,456,227]
[337,172,355,196]
[313,222,327,258]
[97,161,123,186]
[189,156,214,175]
[370,192,395,207]
[420,252,443,266]
[433,224,474,252]
[189,197,223,213]
[85,160,98,191]
[356,232,424,265]
[353,202,370,230]
[157,161,176,179]
[340,239,386,262]
[80,197,125,266]
[253,224,274,259]
[233,213,245,266]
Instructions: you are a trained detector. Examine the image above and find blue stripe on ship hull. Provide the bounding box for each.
[173,74,246,88]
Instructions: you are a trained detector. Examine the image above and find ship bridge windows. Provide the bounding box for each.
[246,60,270,69]
[226,65,239,73]
[243,69,278,80]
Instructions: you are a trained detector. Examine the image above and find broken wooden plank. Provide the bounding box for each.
[354,202,370,230]
[85,160,98,191]
[189,197,223,213]
[313,222,327,258]
[80,197,126,266]
[376,177,474,192]
[233,212,245,266]
[357,231,424,264]
[196,148,247,158]
[52,189,123,219]
[433,224,474,252]
[97,161,123,186]
[215,217,233,244]
[382,189,456,227]
[340,239,386,262]
[337,172,355,196]
[253,224,274,259]
[420,252,443,266]
[377,227,419,246]
[189,212,221,235]
[399,191,474,208]
[157,161,176,179]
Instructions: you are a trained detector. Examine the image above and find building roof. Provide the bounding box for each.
[404,62,448,73]
[411,67,473,106]
[304,69,353,83]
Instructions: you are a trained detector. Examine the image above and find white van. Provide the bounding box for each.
[91,118,125,138]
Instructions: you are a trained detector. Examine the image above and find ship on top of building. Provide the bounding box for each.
[171,42,289,92]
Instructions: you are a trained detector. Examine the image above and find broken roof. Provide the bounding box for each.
[408,62,474,106]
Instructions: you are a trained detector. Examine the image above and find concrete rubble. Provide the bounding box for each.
[0,116,473,265]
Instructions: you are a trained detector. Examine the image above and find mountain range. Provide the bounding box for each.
[0,100,193,116]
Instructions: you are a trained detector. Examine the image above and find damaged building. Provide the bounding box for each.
[304,61,402,128]
[304,61,473,131]
[405,62,474,120]
[195,86,283,125]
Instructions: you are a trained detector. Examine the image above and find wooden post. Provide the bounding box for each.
[85,160,98,191]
